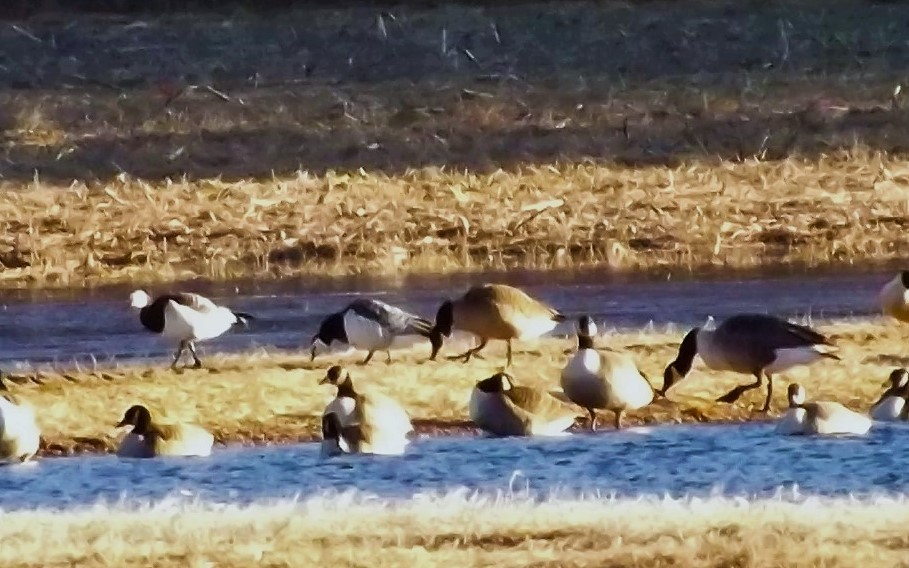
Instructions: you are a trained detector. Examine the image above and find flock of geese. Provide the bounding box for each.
[2,272,909,463]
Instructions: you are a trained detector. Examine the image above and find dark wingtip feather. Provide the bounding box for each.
[233,312,255,326]
[552,312,567,323]
[411,317,434,337]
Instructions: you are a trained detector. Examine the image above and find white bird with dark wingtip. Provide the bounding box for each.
[777,383,872,436]
[129,290,254,369]
[870,368,909,422]
[879,271,909,323]
[0,374,40,464]
[660,313,840,412]
[560,315,654,430]
[310,298,433,365]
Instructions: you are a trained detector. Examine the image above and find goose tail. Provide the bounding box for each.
[408,317,434,338]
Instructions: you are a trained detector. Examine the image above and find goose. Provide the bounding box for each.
[318,365,413,455]
[310,298,433,365]
[660,313,839,412]
[129,290,254,369]
[870,368,909,422]
[115,404,214,458]
[0,375,40,463]
[429,284,565,368]
[560,315,654,430]
[879,271,909,322]
[777,383,872,436]
[469,372,578,437]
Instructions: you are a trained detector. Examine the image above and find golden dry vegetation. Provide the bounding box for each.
[2,1,909,287]
[4,317,905,457]
[2,493,909,567]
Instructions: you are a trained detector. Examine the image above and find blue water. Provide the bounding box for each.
[0,268,894,369]
[3,422,908,510]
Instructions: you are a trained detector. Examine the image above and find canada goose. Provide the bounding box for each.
[318,365,413,455]
[661,314,839,412]
[129,290,254,369]
[0,374,40,463]
[429,284,565,368]
[311,298,433,365]
[115,404,214,458]
[560,316,654,430]
[879,271,909,322]
[778,383,872,436]
[870,368,909,421]
[469,372,578,437]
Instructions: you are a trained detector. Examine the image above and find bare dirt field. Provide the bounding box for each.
[2,0,909,288]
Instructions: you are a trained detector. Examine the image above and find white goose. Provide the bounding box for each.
[870,368,909,422]
[560,315,654,430]
[0,375,40,463]
[129,290,254,368]
[777,383,872,436]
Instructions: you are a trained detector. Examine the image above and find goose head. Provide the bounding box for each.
[576,315,597,349]
[310,312,346,361]
[883,368,909,390]
[476,372,515,393]
[429,300,454,360]
[116,404,153,435]
[787,383,807,407]
[319,365,357,397]
[660,327,700,396]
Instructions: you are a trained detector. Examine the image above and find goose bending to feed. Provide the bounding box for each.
[870,368,909,422]
[0,375,40,464]
[311,298,433,365]
[879,271,909,323]
[470,372,578,437]
[429,284,565,368]
[129,290,254,369]
[115,404,214,458]
[661,314,839,413]
[318,365,413,456]
[778,383,872,436]
[560,316,654,430]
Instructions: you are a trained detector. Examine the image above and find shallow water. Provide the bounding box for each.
[0,268,894,369]
[2,422,908,510]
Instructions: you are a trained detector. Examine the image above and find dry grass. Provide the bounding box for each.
[3,1,909,287]
[2,492,909,567]
[5,317,907,457]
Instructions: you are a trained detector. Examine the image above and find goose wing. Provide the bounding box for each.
[718,314,833,348]
[348,299,433,337]
[507,386,577,423]
[170,293,220,313]
[468,284,564,322]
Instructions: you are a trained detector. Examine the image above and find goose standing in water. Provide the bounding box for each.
[870,368,909,422]
[879,271,909,323]
[469,372,578,437]
[429,284,565,368]
[318,365,413,456]
[777,383,872,436]
[0,375,40,464]
[661,314,839,412]
[310,298,433,365]
[129,290,254,369]
[115,404,214,458]
[560,316,654,430]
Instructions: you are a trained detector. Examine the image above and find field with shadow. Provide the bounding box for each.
[1,0,909,287]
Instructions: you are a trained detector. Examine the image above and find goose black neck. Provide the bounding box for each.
[672,328,700,376]
[336,378,357,398]
[577,335,594,350]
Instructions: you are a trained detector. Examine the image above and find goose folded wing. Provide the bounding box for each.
[349,299,432,336]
